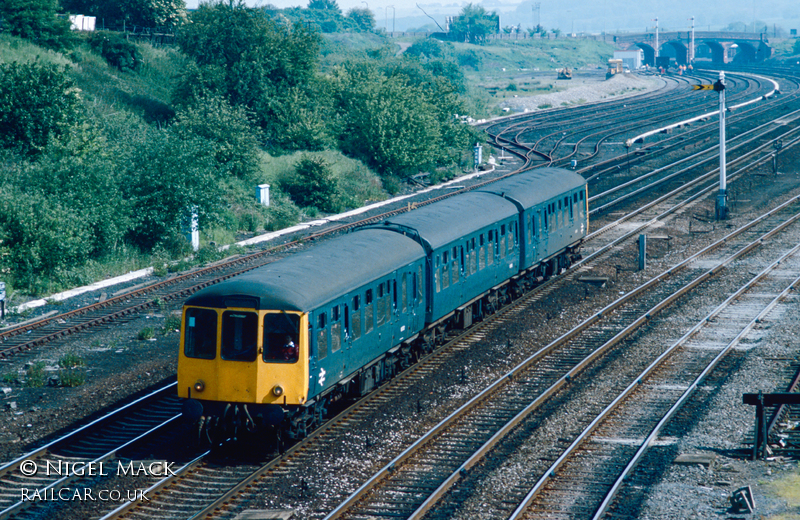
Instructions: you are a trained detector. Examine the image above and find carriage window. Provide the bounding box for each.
[574,193,578,203]
[569,198,574,219]
[221,311,258,362]
[184,308,218,360]
[401,273,408,312]
[443,251,449,263]
[263,312,300,363]
[417,266,424,302]
[377,287,387,325]
[317,312,328,360]
[352,296,362,340]
[442,261,450,289]
[480,234,485,246]
[365,290,374,333]
[331,307,341,353]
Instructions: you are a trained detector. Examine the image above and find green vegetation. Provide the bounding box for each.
[58,354,87,386]
[25,362,47,388]
[137,327,156,340]
[162,314,182,334]
[0,0,611,301]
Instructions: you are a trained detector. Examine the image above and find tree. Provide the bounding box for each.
[175,1,322,149]
[405,38,448,59]
[335,62,442,177]
[0,62,83,156]
[448,4,498,44]
[282,155,338,212]
[88,31,143,71]
[170,95,262,179]
[61,0,187,28]
[308,0,340,12]
[0,0,75,50]
[122,132,227,250]
[346,7,375,31]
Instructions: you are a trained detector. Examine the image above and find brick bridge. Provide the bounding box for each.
[612,31,771,66]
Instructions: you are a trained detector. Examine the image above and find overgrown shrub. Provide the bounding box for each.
[25,362,46,388]
[88,31,142,72]
[281,155,339,212]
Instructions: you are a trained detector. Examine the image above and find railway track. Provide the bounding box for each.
[319,193,800,520]
[85,148,800,520]
[3,68,800,520]
[0,384,181,520]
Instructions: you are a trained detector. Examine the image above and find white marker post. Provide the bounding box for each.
[715,71,728,220]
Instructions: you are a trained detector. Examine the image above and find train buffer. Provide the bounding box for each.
[743,392,800,460]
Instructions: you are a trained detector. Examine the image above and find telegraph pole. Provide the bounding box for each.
[690,16,695,62]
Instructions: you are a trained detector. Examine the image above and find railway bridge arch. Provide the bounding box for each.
[613,31,771,66]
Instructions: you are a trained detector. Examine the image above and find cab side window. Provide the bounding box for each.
[184,308,218,360]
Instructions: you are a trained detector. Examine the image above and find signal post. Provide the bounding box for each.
[693,72,728,219]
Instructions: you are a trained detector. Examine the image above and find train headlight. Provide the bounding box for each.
[193,380,205,393]
[272,385,284,397]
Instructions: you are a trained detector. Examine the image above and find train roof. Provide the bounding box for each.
[479,168,586,208]
[380,192,518,250]
[185,229,425,312]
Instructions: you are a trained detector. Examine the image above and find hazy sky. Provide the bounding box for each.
[183,0,799,34]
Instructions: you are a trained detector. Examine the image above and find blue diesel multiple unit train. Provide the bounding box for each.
[178,168,588,441]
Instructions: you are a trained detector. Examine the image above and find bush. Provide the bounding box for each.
[57,354,86,386]
[25,362,46,388]
[58,354,86,369]
[0,61,83,156]
[138,327,155,340]
[0,0,76,51]
[162,314,182,334]
[58,369,86,387]
[282,155,339,212]
[88,32,143,72]
[265,197,301,231]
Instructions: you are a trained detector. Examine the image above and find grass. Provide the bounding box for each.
[765,472,800,519]
[0,34,72,67]
[58,353,86,368]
